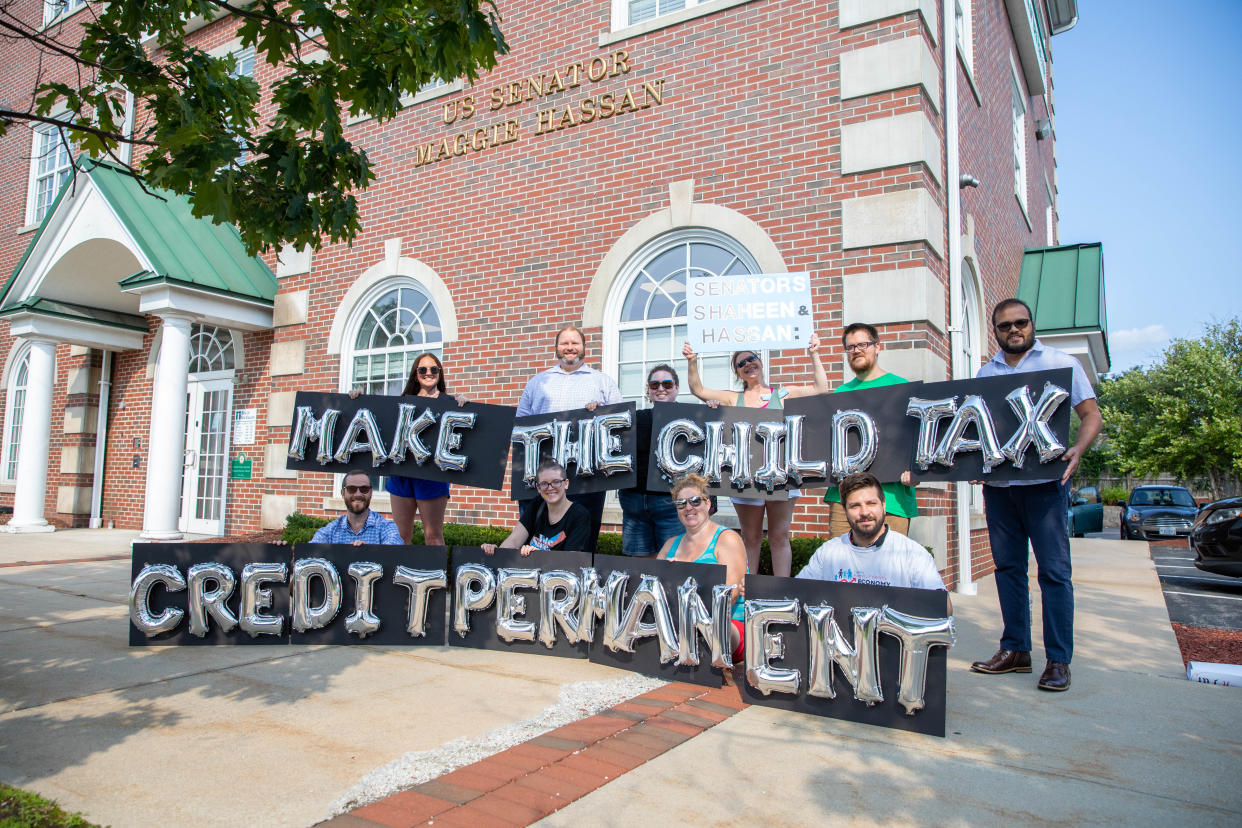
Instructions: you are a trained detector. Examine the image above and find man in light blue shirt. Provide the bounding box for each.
[514,325,623,553]
[311,470,404,545]
[969,299,1102,693]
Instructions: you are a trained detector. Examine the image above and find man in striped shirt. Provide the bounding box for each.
[311,470,403,545]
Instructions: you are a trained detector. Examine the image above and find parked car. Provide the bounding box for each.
[1067,485,1103,537]
[1191,497,1242,577]
[1120,485,1198,541]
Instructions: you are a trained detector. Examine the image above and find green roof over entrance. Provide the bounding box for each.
[1018,242,1109,368]
[0,297,147,330]
[1,158,275,308]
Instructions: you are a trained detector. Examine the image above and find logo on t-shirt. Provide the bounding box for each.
[833,567,891,587]
[532,531,566,551]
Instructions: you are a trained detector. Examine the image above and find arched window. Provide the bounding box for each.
[1,344,30,483]
[344,280,444,394]
[188,325,236,374]
[610,230,760,406]
[958,260,984,377]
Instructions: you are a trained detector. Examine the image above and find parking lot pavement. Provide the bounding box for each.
[1145,539,1242,631]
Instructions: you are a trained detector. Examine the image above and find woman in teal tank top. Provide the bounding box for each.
[682,336,830,577]
[657,473,750,662]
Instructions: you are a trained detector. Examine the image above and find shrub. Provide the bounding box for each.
[282,512,330,544]
[0,782,98,828]
[1100,485,1128,506]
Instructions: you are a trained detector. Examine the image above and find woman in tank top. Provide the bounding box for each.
[656,473,748,663]
[682,335,829,577]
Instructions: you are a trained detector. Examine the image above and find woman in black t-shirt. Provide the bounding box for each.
[482,460,592,556]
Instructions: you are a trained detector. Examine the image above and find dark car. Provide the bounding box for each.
[1192,497,1242,577]
[1120,485,1199,540]
[1067,485,1103,537]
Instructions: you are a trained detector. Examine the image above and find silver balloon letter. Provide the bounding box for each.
[753,421,788,492]
[239,562,287,638]
[906,397,957,471]
[655,418,705,480]
[705,420,753,488]
[345,562,384,638]
[804,604,884,704]
[186,562,238,638]
[434,410,476,473]
[593,409,634,477]
[291,558,343,632]
[511,422,555,488]
[1001,382,1070,467]
[574,567,610,643]
[288,406,340,464]
[387,404,437,465]
[606,574,680,663]
[538,570,582,647]
[393,567,447,638]
[878,606,956,715]
[333,408,387,466]
[831,410,879,480]
[496,568,540,643]
[129,563,186,637]
[784,414,827,486]
[453,563,497,636]
[932,394,1005,472]
[552,419,595,477]
[744,598,801,695]
[676,578,736,669]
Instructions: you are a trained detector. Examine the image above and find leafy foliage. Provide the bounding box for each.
[0,782,99,828]
[1099,485,1128,506]
[3,0,507,255]
[1098,318,1242,499]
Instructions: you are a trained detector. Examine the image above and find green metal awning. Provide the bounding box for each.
[0,297,147,330]
[1018,242,1110,376]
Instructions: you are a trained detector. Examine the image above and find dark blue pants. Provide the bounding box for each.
[983,481,1074,663]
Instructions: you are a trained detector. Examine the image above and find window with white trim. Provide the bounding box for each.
[188,325,236,374]
[1,345,31,484]
[611,230,758,407]
[1011,69,1028,212]
[620,0,701,28]
[28,121,74,225]
[345,280,444,396]
[229,47,256,162]
[43,0,86,25]
[955,0,974,73]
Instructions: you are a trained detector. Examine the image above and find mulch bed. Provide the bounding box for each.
[1170,623,1242,666]
[188,529,283,544]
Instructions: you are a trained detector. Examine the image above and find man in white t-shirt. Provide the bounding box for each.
[797,472,947,595]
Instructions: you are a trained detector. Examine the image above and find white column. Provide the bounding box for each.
[5,338,58,533]
[141,314,193,540]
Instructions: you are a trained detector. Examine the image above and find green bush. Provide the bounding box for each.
[1100,485,1128,506]
[0,782,99,828]
[282,512,330,544]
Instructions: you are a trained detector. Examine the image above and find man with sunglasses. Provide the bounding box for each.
[823,322,918,538]
[311,470,403,545]
[970,298,1102,692]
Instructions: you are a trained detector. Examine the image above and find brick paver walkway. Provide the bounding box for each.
[317,680,749,827]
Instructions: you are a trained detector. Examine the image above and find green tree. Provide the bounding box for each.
[0,0,507,255]
[1099,318,1242,499]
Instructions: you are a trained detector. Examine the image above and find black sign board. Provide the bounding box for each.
[740,575,950,737]
[284,391,515,490]
[447,546,594,659]
[510,402,638,499]
[289,545,449,646]
[784,381,918,487]
[129,543,291,646]
[647,402,793,499]
[587,557,727,687]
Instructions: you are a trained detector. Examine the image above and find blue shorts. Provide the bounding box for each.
[386,476,450,501]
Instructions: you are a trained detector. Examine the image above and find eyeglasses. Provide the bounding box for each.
[735,354,760,370]
[674,495,705,510]
[536,478,567,491]
[647,379,676,390]
[417,365,441,377]
[994,318,1031,333]
[344,485,372,495]
[844,341,877,353]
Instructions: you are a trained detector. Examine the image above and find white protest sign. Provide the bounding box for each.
[686,271,814,353]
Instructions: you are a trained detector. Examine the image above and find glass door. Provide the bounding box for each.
[179,379,234,535]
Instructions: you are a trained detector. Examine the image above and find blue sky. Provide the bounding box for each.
[1051,0,1242,374]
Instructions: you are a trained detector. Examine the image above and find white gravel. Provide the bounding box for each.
[329,674,665,814]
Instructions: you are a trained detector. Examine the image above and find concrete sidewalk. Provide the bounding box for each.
[1,531,1240,826]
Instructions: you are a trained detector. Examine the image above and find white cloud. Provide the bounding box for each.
[1111,324,1169,351]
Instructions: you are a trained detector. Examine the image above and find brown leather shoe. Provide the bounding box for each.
[1037,660,1071,691]
[970,648,1032,674]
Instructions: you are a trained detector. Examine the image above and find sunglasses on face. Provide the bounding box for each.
[647,379,676,390]
[994,318,1031,333]
[536,478,567,491]
[344,485,372,495]
[674,495,705,510]
[844,340,877,354]
[735,354,759,370]
[417,365,441,377]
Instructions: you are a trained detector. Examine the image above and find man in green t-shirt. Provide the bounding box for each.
[823,322,918,537]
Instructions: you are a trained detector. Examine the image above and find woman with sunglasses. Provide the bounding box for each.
[656,473,747,664]
[682,335,829,576]
[483,460,591,556]
[351,352,465,546]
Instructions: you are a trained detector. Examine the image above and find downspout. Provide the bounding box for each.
[88,350,112,528]
[944,2,976,595]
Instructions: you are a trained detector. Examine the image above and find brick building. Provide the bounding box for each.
[0,0,1104,589]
